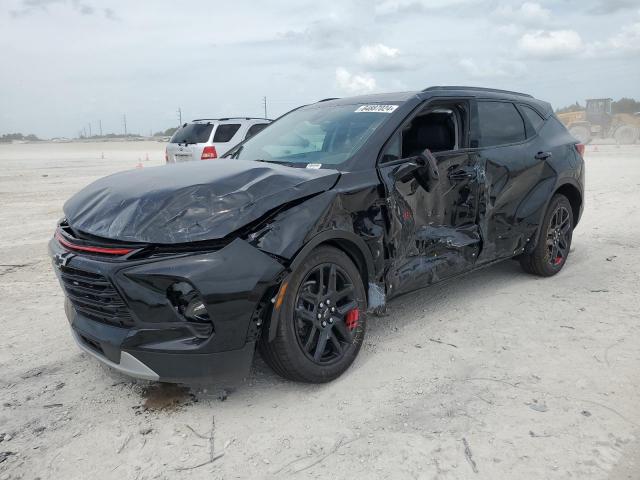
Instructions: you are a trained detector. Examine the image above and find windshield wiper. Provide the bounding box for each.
[254,159,303,167]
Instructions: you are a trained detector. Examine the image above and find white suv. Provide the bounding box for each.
[165,118,271,163]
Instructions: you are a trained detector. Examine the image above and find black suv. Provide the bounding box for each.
[50,86,584,383]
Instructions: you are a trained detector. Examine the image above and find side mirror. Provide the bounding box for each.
[417,149,439,180]
[392,149,440,182]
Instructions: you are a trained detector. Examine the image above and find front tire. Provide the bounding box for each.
[259,246,367,383]
[520,194,574,277]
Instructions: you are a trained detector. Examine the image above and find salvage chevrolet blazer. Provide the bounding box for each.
[50,86,585,383]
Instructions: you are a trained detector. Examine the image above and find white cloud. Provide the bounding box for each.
[335,68,377,94]
[496,2,551,25]
[496,24,522,36]
[518,20,640,60]
[374,0,480,15]
[458,57,527,78]
[358,43,406,71]
[281,18,362,49]
[518,30,584,59]
[586,20,640,57]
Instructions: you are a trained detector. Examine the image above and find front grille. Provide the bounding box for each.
[58,265,134,328]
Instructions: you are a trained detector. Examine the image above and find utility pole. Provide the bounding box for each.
[99,120,103,137]
[88,122,92,138]
[262,96,267,119]
[177,107,182,126]
[123,114,127,136]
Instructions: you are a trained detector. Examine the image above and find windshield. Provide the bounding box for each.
[170,123,213,144]
[229,104,395,167]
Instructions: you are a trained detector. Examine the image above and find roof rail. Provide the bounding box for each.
[191,117,271,122]
[317,98,340,103]
[422,86,533,98]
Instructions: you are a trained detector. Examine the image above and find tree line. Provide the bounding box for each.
[556,98,640,114]
[0,133,41,143]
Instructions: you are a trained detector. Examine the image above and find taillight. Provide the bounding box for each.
[575,143,585,158]
[201,146,217,160]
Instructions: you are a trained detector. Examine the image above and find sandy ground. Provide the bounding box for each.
[0,141,639,480]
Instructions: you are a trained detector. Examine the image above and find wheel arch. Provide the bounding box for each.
[266,230,377,342]
[527,179,583,255]
[554,181,583,228]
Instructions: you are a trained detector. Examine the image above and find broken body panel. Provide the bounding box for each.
[52,88,584,382]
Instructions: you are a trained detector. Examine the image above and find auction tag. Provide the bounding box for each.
[355,104,398,113]
[306,163,322,169]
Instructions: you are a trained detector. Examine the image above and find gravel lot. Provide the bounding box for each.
[0,141,639,480]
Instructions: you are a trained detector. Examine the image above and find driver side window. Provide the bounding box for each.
[381,102,467,163]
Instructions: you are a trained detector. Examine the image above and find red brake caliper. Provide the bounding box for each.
[345,308,359,330]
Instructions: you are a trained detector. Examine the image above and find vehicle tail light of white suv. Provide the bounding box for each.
[201,146,218,160]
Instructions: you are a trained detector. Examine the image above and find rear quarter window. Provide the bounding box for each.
[213,124,241,142]
[477,101,526,147]
[520,105,545,135]
[170,124,214,144]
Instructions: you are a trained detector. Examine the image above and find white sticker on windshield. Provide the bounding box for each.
[355,104,398,113]
[306,163,322,169]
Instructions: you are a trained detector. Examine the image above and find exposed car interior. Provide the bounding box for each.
[380,103,468,164]
[402,105,467,156]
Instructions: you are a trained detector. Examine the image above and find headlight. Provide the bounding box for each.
[167,281,214,338]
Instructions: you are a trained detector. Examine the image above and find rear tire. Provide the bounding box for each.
[569,125,592,145]
[259,246,367,383]
[520,194,573,277]
[613,125,639,145]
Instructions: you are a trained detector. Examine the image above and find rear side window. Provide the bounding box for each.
[213,124,241,142]
[520,105,545,134]
[170,124,213,144]
[245,123,269,140]
[477,101,526,147]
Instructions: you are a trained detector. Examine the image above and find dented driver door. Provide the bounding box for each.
[378,139,482,298]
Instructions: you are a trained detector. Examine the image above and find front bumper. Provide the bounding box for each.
[50,237,284,383]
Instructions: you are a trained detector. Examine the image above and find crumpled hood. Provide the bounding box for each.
[64,159,340,244]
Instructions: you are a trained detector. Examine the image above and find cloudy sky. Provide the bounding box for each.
[1,0,639,137]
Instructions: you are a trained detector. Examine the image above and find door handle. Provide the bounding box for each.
[535,151,552,160]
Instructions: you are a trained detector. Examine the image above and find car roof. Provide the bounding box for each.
[315,86,552,116]
[313,92,418,106]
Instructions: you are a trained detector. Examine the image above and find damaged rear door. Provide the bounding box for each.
[378,99,482,297]
[472,100,557,261]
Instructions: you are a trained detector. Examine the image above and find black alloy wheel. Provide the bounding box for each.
[546,204,571,267]
[259,246,367,383]
[519,194,574,277]
[294,263,360,364]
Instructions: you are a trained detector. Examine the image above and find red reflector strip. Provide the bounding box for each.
[55,232,133,255]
